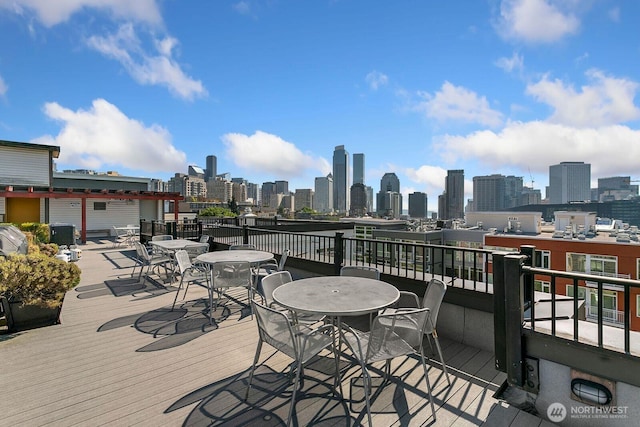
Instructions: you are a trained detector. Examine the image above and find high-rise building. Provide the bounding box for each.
[261,182,277,207]
[205,155,217,182]
[206,176,232,202]
[314,174,334,213]
[598,176,639,202]
[444,169,464,219]
[246,182,259,204]
[188,165,205,180]
[408,192,428,218]
[353,153,365,185]
[376,172,402,218]
[275,180,289,196]
[549,162,590,204]
[472,174,522,211]
[294,189,314,211]
[349,183,367,217]
[365,185,374,213]
[332,145,350,213]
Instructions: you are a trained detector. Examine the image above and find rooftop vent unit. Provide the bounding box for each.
[616,232,631,243]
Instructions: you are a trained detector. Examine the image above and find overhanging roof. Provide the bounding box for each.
[0,139,60,158]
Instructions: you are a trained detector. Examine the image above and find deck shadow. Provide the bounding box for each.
[167,362,354,426]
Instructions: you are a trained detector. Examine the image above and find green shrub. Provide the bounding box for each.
[19,222,50,244]
[0,253,81,309]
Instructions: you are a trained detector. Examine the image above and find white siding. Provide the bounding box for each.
[49,199,140,233]
[0,146,51,186]
[0,198,5,222]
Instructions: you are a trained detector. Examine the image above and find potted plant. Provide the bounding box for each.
[0,249,81,332]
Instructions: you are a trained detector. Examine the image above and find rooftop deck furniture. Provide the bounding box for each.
[342,307,437,425]
[246,300,336,426]
[171,249,209,311]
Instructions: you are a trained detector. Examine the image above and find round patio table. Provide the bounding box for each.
[272,276,400,317]
[195,250,274,265]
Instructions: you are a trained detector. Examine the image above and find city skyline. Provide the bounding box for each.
[1,1,639,207]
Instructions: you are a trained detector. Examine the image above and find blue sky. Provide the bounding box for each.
[1,0,639,209]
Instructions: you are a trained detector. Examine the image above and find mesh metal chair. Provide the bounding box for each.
[208,261,253,323]
[171,249,209,310]
[340,265,381,330]
[245,300,336,427]
[384,278,450,386]
[131,241,172,284]
[229,244,256,250]
[340,265,381,279]
[342,307,437,425]
[254,248,290,284]
[260,271,324,325]
[185,242,209,261]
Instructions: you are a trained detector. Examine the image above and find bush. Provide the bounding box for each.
[0,253,81,309]
[19,222,50,244]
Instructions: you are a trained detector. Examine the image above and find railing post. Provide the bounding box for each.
[504,253,527,387]
[520,245,536,311]
[493,251,508,373]
[334,232,344,275]
[242,225,249,244]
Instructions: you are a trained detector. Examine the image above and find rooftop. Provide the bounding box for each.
[0,239,548,426]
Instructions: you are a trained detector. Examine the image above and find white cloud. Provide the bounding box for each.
[497,0,580,43]
[435,121,640,179]
[0,0,163,27]
[526,69,640,127]
[32,98,187,173]
[495,52,524,74]
[0,74,7,96]
[417,82,503,128]
[365,71,388,91]
[608,7,620,23]
[221,131,330,179]
[86,24,207,100]
[233,1,251,15]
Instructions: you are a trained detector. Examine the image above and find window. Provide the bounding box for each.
[94,202,107,211]
[535,280,550,293]
[566,284,586,299]
[535,250,550,269]
[588,289,617,311]
[637,295,640,318]
[567,253,617,276]
[637,259,640,280]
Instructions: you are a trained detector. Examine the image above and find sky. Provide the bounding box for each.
[1,0,639,210]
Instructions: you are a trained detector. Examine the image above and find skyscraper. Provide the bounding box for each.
[349,183,367,217]
[353,153,365,185]
[314,174,334,213]
[444,169,464,219]
[332,145,350,213]
[376,172,402,218]
[205,155,217,182]
[549,162,590,204]
[408,192,428,218]
[472,174,522,211]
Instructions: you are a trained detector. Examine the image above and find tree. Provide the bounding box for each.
[228,197,239,215]
[199,206,236,217]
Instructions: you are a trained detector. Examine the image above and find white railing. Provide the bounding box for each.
[586,305,625,326]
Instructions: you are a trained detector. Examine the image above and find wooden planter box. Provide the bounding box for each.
[1,297,62,332]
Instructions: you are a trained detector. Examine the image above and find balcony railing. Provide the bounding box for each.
[586,305,625,326]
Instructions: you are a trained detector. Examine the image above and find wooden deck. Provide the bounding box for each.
[0,240,552,426]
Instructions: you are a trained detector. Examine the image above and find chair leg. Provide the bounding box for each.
[245,340,263,401]
[420,350,437,421]
[171,278,184,311]
[432,331,451,386]
[287,357,304,427]
[361,365,373,427]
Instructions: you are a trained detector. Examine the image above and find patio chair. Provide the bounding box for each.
[383,278,450,386]
[340,265,380,279]
[245,300,336,427]
[259,270,324,325]
[185,242,209,261]
[342,307,437,425]
[340,265,381,330]
[171,250,209,311]
[229,244,256,250]
[208,261,253,323]
[111,226,128,248]
[132,241,172,285]
[253,248,290,285]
